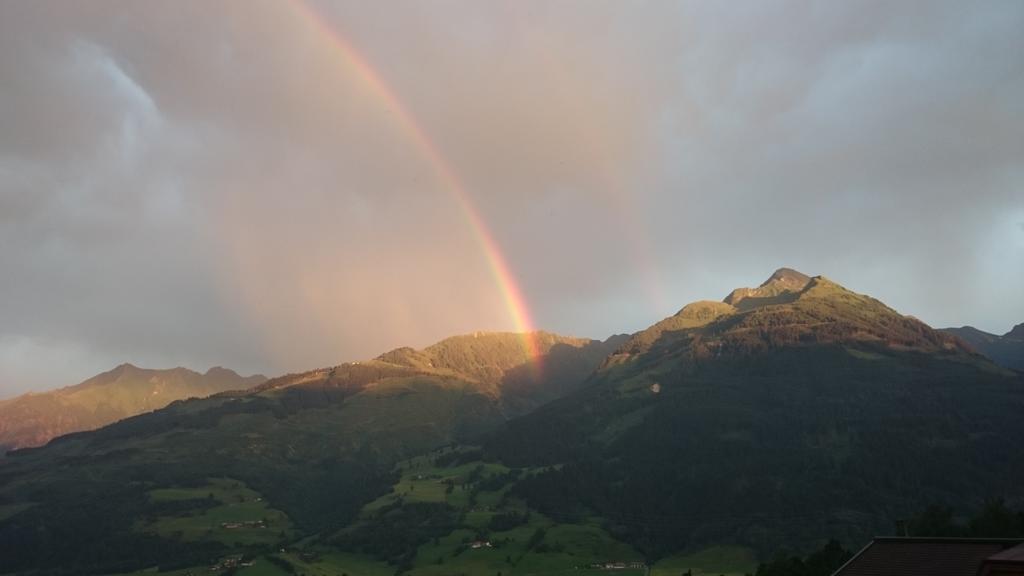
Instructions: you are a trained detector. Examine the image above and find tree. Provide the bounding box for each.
[755,540,851,576]
[804,540,852,576]
[970,498,1023,537]
[909,504,960,537]
[527,527,546,550]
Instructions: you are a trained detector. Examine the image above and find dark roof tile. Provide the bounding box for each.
[836,538,1024,576]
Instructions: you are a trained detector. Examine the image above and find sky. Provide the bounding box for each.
[1,0,1022,397]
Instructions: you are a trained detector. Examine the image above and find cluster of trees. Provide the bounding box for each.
[753,540,852,576]
[333,502,459,570]
[488,511,531,532]
[433,448,484,467]
[477,468,522,492]
[0,479,227,575]
[0,441,395,575]
[142,495,218,521]
[908,499,1024,538]
[753,500,1024,576]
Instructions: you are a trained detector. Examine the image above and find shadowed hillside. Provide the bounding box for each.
[942,323,1024,371]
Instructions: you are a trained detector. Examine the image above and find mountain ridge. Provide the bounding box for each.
[0,364,267,452]
[605,269,974,371]
[253,330,626,417]
[942,322,1024,371]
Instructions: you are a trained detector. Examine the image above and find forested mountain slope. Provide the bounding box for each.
[482,270,1024,555]
[942,323,1024,371]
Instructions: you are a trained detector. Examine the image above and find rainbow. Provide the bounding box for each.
[291,1,543,364]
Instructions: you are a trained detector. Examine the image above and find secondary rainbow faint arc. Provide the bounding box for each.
[292,0,543,363]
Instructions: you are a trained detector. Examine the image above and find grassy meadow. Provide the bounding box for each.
[139,477,293,546]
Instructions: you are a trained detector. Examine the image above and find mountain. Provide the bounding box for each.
[0,364,266,453]
[0,330,622,575]
[376,331,630,414]
[258,330,628,416]
[613,269,968,362]
[942,323,1024,371]
[1,271,1021,576]
[483,269,1024,555]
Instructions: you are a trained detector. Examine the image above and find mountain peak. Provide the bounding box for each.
[760,267,811,288]
[204,366,239,378]
[1006,323,1024,340]
[723,267,813,309]
[107,362,143,378]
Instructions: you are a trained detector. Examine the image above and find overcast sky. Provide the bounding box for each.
[1,0,1022,397]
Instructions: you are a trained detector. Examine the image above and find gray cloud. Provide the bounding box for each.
[1,0,1022,396]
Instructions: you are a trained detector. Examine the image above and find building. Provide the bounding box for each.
[834,538,1024,576]
[980,544,1024,576]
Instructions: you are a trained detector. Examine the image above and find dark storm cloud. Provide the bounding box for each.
[1,0,1021,396]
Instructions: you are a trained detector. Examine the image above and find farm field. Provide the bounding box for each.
[102,454,757,576]
[330,450,649,576]
[139,477,293,546]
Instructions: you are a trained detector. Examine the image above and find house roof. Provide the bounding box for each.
[989,546,1024,563]
[980,542,1024,576]
[834,538,1024,576]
